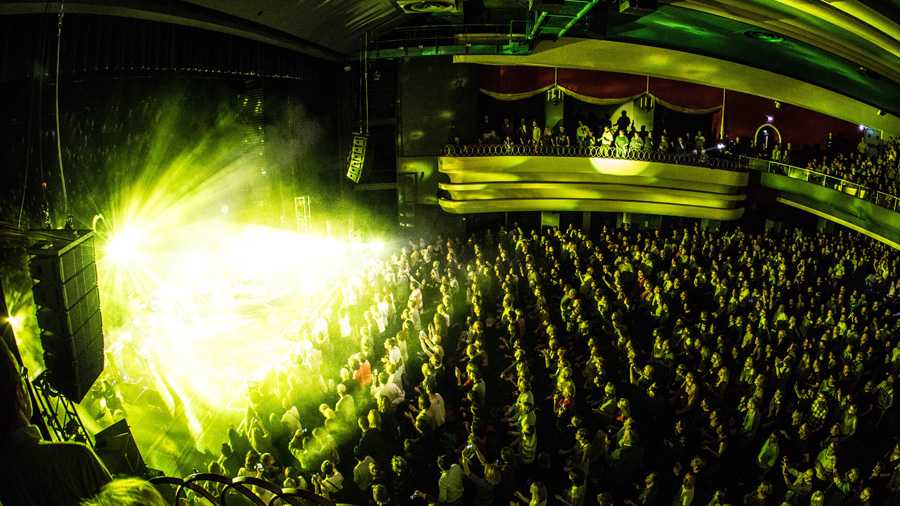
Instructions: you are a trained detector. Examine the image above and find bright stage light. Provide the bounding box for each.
[44,93,390,474]
[97,217,387,464]
[105,225,148,265]
[4,315,22,333]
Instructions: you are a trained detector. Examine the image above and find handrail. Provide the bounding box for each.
[442,143,746,170]
[150,473,337,506]
[740,156,900,211]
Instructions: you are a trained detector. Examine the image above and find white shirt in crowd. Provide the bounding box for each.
[376,382,404,406]
[428,392,446,427]
[438,464,465,503]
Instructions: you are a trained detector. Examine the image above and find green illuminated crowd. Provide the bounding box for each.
[205,223,898,506]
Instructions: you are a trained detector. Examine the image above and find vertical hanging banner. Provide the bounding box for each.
[346,134,368,183]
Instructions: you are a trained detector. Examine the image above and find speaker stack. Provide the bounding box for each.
[29,231,105,403]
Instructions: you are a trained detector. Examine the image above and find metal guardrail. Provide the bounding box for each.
[442,143,746,170]
[740,156,900,211]
[150,473,336,506]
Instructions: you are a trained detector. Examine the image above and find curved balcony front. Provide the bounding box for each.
[438,146,749,220]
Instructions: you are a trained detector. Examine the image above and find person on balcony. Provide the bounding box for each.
[502,117,515,142]
[531,120,542,150]
[556,126,571,148]
[600,127,614,155]
[585,129,596,148]
[694,131,707,153]
[616,110,632,135]
[658,133,670,153]
[857,137,869,158]
[615,130,630,157]
[782,142,792,164]
[504,136,515,154]
[643,130,654,152]
[542,125,554,150]
[576,121,591,147]
[518,119,530,145]
[629,133,643,154]
[772,143,782,163]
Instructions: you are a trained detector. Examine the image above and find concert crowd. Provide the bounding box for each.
[205,223,900,506]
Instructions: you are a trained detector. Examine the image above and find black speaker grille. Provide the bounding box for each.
[29,231,105,403]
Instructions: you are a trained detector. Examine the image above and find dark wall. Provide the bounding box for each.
[398,59,479,157]
[724,90,860,150]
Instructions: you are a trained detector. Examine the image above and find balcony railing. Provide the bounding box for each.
[442,143,746,170]
[741,156,900,211]
[440,144,900,212]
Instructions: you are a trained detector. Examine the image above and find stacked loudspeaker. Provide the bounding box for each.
[29,231,104,403]
[94,419,146,476]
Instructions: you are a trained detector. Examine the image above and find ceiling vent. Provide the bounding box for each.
[745,30,784,43]
[396,0,460,14]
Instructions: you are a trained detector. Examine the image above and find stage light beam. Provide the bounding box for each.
[105,226,148,266]
[4,315,23,333]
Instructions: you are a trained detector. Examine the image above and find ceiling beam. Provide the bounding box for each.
[672,0,900,85]
[0,0,342,61]
[766,0,900,61]
[557,0,601,39]
[826,1,900,43]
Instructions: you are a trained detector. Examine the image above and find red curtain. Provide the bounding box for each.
[723,90,859,147]
[650,78,722,112]
[479,65,722,114]
[479,65,555,95]
[558,68,646,99]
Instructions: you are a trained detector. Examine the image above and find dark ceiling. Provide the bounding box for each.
[604,2,900,116]
[180,0,405,54]
[2,0,899,114]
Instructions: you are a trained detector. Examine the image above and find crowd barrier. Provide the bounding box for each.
[150,473,336,506]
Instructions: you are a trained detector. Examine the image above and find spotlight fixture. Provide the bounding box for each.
[858,66,880,79]
[745,30,784,43]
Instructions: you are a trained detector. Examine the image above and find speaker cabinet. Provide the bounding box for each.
[29,231,104,403]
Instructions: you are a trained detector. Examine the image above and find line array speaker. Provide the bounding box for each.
[29,231,105,403]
